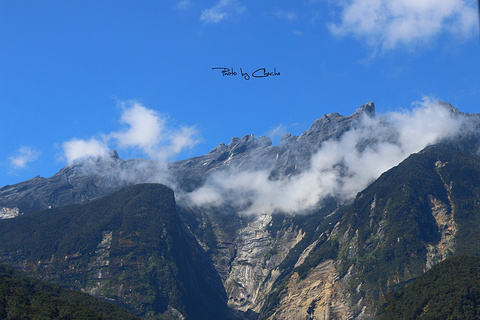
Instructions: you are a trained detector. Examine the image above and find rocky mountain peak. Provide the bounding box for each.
[294,101,376,146]
[110,149,120,159]
[209,135,272,155]
[355,101,375,118]
[229,134,259,154]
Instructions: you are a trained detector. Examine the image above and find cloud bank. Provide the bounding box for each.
[329,0,478,51]
[186,98,466,215]
[61,102,201,164]
[57,98,472,217]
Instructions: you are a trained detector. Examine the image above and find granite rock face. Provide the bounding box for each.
[225,213,302,312]
[170,102,376,191]
[266,260,351,320]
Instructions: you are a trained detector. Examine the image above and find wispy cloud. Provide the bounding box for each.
[266,124,288,144]
[292,30,303,36]
[8,147,41,169]
[61,102,201,164]
[200,0,246,24]
[328,0,478,51]
[274,9,298,22]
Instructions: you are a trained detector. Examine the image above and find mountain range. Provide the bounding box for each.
[1,101,480,319]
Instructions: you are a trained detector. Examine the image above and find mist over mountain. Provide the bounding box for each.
[1,99,475,217]
[2,100,480,319]
[182,99,470,215]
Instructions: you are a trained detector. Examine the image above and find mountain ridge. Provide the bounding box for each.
[1,100,479,319]
[0,102,379,218]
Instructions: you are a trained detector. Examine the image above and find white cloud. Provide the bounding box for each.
[62,138,109,164]
[110,102,201,161]
[168,126,202,155]
[186,98,466,215]
[61,102,201,164]
[8,146,41,169]
[200,0,246,24]
[328,0,478,51]
[111,103,164,153]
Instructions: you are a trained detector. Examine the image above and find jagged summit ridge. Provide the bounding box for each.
[208,134,272,157]
[4,100,477,216]
[0,100,431,214]
[291,101,375,144]
[207,102,376,154]
[172,102,380,191]
[4,100,468,216]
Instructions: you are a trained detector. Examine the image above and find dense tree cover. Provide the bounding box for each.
[333,146,449,297]
[379,255,480,319]
[0,184,230,320]
[0,263,140,320]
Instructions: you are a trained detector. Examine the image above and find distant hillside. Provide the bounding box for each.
[379,255,480,319]
[0,263,139,320]
[0,183,230,320]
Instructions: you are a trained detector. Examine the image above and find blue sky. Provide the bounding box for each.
[1,0,479,188]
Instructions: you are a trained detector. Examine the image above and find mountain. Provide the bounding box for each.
[0,151,163,215]
[170,102,375,191]
[2,101,480,319]
[0,184,230,320]
[379,255,480,319]
[0,263,140,320]
[255,141,480,319]
[0,102,376,214]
